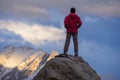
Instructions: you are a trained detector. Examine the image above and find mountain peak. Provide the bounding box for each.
[47,50,59,61]
[0,46,58,80]
[33,54,101,80]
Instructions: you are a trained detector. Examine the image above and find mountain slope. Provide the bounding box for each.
[0,46,58,80]
[33,55,101,80]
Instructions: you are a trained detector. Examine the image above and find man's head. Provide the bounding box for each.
[70,7,76,13]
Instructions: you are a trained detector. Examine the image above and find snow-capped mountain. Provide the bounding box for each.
[0,46,58,80]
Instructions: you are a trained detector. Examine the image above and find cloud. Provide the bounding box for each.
[78,0,120,17]
[13,5,49,19]
[0,20,65,45]
[0,0,50,21]
[0,29,32,48]
[0,0,120,20]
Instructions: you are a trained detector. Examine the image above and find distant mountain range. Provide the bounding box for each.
[0,45,58,80]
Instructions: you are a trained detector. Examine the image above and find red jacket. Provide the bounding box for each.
[64,13,82,32]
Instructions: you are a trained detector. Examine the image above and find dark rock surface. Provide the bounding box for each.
[33,54,101,80]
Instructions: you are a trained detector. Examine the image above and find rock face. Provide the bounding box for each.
[33,55,101,80]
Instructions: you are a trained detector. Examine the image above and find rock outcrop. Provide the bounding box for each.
[33,55,101,80]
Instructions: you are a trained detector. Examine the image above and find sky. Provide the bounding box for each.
[0,0,120,80]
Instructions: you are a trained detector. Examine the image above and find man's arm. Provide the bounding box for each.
[64,16,69,29]
[77,17,82,28]
[65,24,68,28]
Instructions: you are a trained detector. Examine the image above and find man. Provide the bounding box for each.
[63,7,82,57]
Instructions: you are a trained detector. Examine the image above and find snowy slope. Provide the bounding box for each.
[0,46,58,80]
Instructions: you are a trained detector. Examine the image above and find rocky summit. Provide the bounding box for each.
[33,54,101,80]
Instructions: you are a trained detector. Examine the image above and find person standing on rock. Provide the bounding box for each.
[63,7,82,57]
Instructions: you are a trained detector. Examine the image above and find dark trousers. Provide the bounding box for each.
[64,32,78,54]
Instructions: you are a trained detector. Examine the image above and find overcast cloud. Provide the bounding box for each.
[0,0,120,20]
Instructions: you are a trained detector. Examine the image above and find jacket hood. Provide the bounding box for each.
[68,13,78,19]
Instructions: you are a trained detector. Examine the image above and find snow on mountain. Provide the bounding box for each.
[0,46,34,68]
[0,45,58,80]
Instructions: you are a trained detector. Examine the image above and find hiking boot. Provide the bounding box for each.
[75,53,78,57]
[64,52,67,55]
[63,52,68,58]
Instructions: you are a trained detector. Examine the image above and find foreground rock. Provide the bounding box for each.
[33,55,101,80]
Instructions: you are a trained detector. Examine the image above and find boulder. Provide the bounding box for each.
[33,55,101,80]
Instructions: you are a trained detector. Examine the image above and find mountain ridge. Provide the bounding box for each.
[0,45,58,80]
